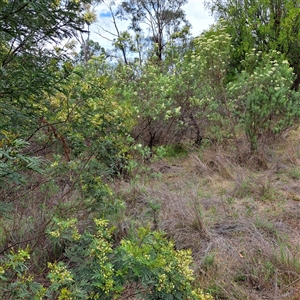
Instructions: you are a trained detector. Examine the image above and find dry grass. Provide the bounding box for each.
[113,129,300,299]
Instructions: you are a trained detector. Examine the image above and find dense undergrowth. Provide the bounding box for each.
[1,1,300,299]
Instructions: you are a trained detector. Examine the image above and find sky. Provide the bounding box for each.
[89,0,215,50]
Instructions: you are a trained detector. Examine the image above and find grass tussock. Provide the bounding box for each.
[113,129,300,299]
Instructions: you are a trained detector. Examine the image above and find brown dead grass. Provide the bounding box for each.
[113,129,300,299]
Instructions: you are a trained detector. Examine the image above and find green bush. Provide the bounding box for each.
[227,50,300,153]
[0,219,213,300]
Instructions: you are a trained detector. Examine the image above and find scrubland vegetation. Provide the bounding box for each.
[1,0,300,299]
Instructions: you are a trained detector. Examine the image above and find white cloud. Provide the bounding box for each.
[183,1,214,36]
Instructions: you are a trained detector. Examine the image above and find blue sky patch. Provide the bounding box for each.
[99,11,112,18]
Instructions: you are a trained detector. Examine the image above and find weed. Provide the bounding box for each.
[154,144,188,159]
[277,243,300,274]
[287,166,300,180]
[147,199,161,230]
[232,174,254,198]
[254,217,279,239]
[202,253,215,270]
[245,204,254,217]
[233,272,247,283]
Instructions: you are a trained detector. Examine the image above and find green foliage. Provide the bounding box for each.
[115,61,183,147]
[47,56,134,169]
[0,0,98,136]
[0,6,136,291]
[174,23,239,146]
[154,144,188,159]
[0,2,213,300]
[1,219,213,300]
[0,247,46,299]
[76,39,106,63]
[4,1,300,299]
[0,131,43,186]
[174,23,300,154]
[115,227,209,299]
[227,50,300,153]
[114,23,236,148]
[207,0,300,88]
[190,24,234,135]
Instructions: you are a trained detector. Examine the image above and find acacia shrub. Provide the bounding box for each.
[0,219,213,300]
[0,56,135,280]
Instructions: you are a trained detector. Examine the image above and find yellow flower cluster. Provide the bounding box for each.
[48,218,81,241]
[48,262,74,285]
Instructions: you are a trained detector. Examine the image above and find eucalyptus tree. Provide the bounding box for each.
[116,0,190,61]
[76,39,107,63]
[96,0,132,64]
